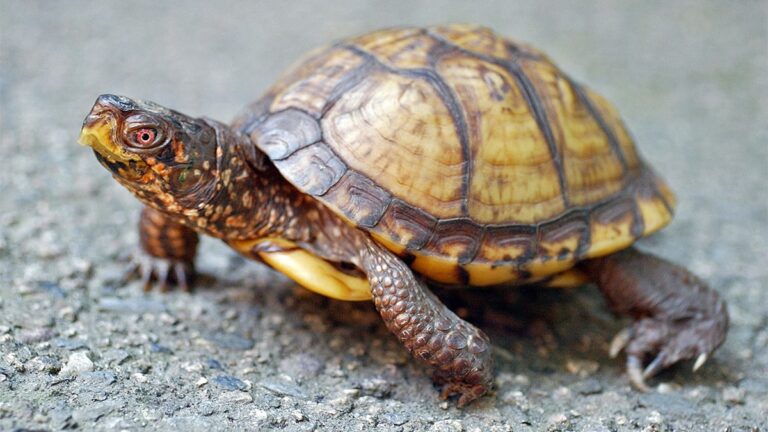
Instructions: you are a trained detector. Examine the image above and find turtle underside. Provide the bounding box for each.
[232,24,676,286]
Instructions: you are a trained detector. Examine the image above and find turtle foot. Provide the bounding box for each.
[434,369,492,407]
[611,314,726,391]
[439,382,490,408]
[124,251,195,292]
[583,247,728,391]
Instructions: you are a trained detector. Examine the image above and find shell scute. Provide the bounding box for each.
[250,25,675,286]
[322,171,391,228]
[272,142,346,196]
[322,70,466,218]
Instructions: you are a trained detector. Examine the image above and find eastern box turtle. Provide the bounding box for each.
[79,24,728,406]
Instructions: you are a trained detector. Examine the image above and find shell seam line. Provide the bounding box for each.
[340,43,473,216]
[567,78,630,175]
[503,58,570,208]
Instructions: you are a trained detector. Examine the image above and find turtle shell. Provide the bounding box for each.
[233,24,676,286]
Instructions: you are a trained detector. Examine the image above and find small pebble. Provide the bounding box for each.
[381,412,408,426]
[131,373,148,383]
[149,343,172,354]
[59,352,93,376]
[657,383,680,394]
[546,413,570,430]
[27,356,62,374]
[501,390,529,412]
[213,375,248,391]
[182,362,205,373]
[260,377,308,400]
[57,306,78,323]
[195,377,208,387]
[360,377,393,398]
[218,391,253,404]
[646,410,663,425]
[328,394,354,414]
[206,332,254,350]
[207,358,225,370]
[278,353,324,379]
[80,371,117,387]
[102,349,130,365]
[553,386,571,398]
[141,409,162,421]
[197,403,215,416]
[430,419,463,432]
[342,388,360,397]
[54,339,88,351]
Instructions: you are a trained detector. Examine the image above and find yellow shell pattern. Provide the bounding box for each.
[235,24,676,289]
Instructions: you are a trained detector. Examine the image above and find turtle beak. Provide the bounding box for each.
[79,94,141,164]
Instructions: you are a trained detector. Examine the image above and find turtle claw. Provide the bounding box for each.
[693,353,708,372]
[627,355,650,392]
[609,328,632,358]
[611,316,724,391]
[139,258,153,292]
[439,382,489,408]
[173,263,192,292]
[125,251,195,292]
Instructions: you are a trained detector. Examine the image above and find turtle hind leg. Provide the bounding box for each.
[359,240,493,407]
[130,206,199,292]
[582,247,728,390]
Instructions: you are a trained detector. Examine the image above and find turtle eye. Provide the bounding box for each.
[136,129,155,144]
[126,127,164,149]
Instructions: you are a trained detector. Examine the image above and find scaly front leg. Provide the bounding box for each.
[131,206,199,291]
[359,239,493,407]
[582,247,728,390]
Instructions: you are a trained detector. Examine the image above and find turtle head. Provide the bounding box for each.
[80,94,221,212]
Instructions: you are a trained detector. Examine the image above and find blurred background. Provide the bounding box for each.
[1,1,766,431]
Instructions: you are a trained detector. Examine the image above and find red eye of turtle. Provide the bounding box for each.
[134,128,157,146]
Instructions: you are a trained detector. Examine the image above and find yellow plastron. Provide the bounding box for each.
[229,238,372,301]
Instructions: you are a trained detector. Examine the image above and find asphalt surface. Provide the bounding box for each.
[1,1,766,431]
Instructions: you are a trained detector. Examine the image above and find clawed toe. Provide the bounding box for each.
[611,318,721,391]
[627,355,650,392]
[609,328,632,358]
[692,353,708,372]
[439,382,489,408]
[124,252,195,292]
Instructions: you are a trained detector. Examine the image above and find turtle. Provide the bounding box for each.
[79,24,728,406]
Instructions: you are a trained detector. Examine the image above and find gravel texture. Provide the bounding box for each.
[1,1,766,431]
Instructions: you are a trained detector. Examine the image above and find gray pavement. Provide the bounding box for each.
[1,1,766,430]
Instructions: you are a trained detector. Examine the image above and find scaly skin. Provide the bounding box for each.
[134,206,198,292]
[582,248,728,390]
[359,238,493,406]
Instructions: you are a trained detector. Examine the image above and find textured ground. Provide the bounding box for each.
[1,1,766,431]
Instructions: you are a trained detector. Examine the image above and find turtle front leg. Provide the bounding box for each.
[359,240,493,407]
[131,206,199,291]
[582,247,728,390]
